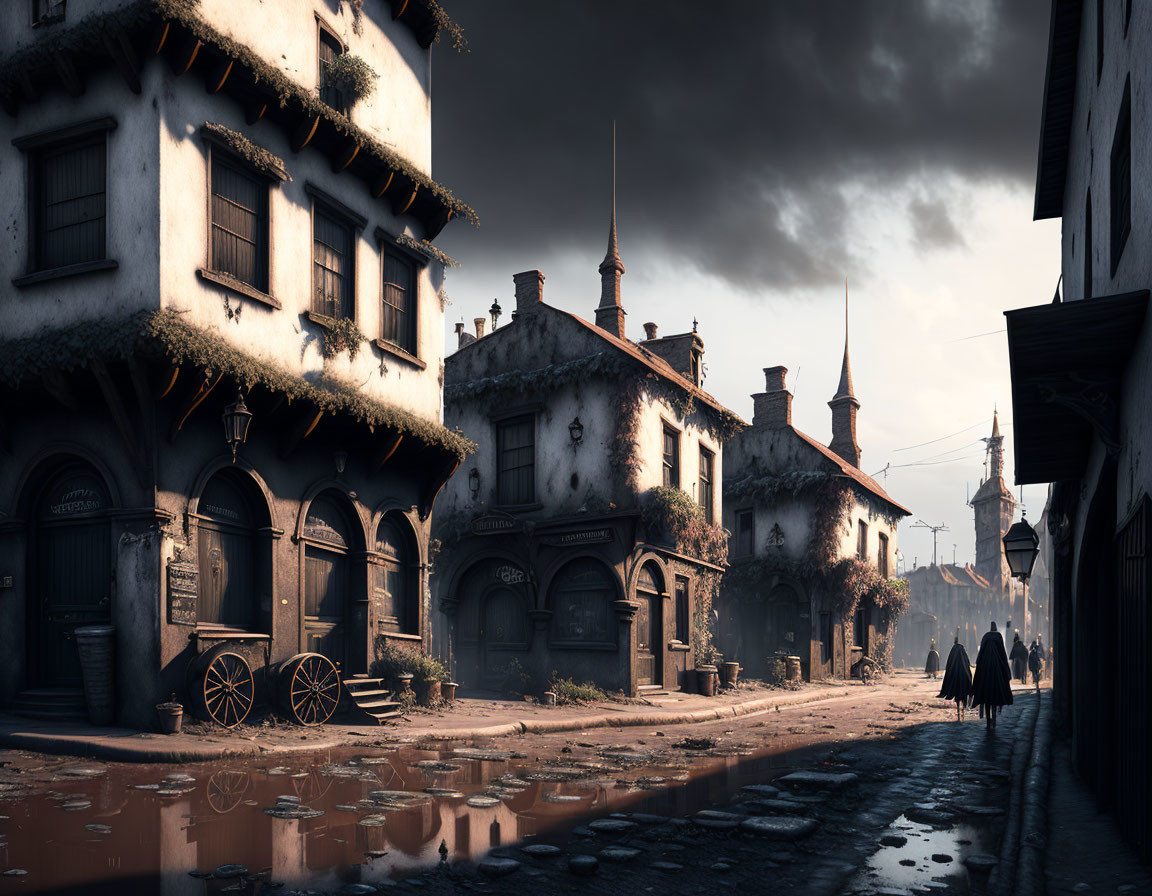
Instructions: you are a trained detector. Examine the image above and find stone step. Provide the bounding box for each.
[12,688,87,722]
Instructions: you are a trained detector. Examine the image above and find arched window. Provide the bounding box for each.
[303,493,356,661]
[198,471,261,629]
[549,558,616,645]
[374,515,418,636]
[635,562,664,687]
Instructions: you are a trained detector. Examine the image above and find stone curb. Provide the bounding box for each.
[0,729,346,764]
[1014,690,1052,896]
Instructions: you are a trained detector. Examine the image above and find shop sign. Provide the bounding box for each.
[472,515,521,535]
[542,528,613,547]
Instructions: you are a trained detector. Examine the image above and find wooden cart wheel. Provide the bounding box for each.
[188,645,255,728]
[206,769,251,814]
[278,653,341,726]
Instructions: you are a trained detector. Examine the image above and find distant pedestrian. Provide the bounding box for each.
[1037,634,1047,681]
[938,629,972,721]
[1009,632,1028,685]
[925,639,940,679]
[1028,640,1043,689]
[972,621,1013,730]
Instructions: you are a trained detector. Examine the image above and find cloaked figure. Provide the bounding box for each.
[924,639,940,679]
[972,621,1013,729]
[1028,640,1043,689]
[937,628,972,720]
[1009,632,1029,685]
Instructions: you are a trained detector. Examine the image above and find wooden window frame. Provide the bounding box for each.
[204,143,275,302]
[674,575,691,645]
[316,17,348,116]
[698,445,714,521]
[31,0,66,27]
[13,117,117,285]
[662,422,681,490]
[877,532,889,578]
[856,520,868,561]
[374,228,427,368]
[734,508,755,557]
[307,183,366,323]
[1110,78,1131,277]
[495,412,537,509]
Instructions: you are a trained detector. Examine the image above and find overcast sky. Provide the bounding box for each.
[430,0,1061,572]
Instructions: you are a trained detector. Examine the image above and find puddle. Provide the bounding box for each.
[0,740,812,894]
[848,813,988,894]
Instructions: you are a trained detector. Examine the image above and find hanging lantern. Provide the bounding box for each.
[222,391,253,462]
[568,416,584,446]
[1002,517,1040,582]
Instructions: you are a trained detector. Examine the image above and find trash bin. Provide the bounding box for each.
[74,625,115,726]
[785,655,802,682]
[696,665,718,697]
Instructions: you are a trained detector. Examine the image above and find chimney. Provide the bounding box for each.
[473,317,486,338]
[752,365,792,429]
[643,322,658,340]
[513,270,545,316]
[455,321,466,348]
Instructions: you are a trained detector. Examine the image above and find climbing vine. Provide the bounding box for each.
[323,53,379,104]
[317,315,366,362]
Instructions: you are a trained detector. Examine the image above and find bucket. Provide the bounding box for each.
[720,661,741,688]
[696,665,718,697]
[442,682,458,702]
[785,656,802,682]
[682,668,698,694]
[74,625,115,726]
[157,702,183,735]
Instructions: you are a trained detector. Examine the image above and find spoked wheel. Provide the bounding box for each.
[206,770,251,814]
[278,653,341,726]
[188,645,255,728]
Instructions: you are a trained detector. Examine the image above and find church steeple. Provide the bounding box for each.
[828,279,861,468]
[596,123,626,339]
[988,407,1004,481]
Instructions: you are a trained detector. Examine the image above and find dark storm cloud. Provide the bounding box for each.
[431,1,1050,292]
[908,196,967,251]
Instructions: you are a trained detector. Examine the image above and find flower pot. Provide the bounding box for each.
[393,673,414,693]
[682,668,698,694]
[74,625,115,726]
[442,682,458,702]
[157,702,183,735]
[720,661,741,688]
[696,665,718,697]
[417,679,442,706]
[542,691,557,706]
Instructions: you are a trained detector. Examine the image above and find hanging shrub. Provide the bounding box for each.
[319,315,366,361]
[323,52,379,104]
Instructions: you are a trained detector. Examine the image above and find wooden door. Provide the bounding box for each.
[481,586,528,689]
[636,590,661,686]
[304,546,348,667]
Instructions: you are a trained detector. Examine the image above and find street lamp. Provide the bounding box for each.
[222,391,253,462]
[1003,516,1040,641]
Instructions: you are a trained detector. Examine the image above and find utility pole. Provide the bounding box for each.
[912,519,950,567]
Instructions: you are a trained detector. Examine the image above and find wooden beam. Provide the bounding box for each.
[370,170,394,199]
[425,207,453,241]
[245,99,268,125]
[419,456,460,521]
[150,21,171,55]
[171,35,202,76]
[90,359,142,468]
[100,25,141,95]
[278,406,324,459]
[290,114,321,153]
[42,370,79,411]
[372,433,404,472]
[391,0,410,20]
[52,50,84,98]
[392,186,418,218]
[168,369,223,443]
[332,140,360,173]
[156,364,180,399]
[205,57,233,94]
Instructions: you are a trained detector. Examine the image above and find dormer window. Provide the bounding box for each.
[32,0,66,26]
[318,25,348,115]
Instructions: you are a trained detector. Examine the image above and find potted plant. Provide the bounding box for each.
[695,642,720,697]
[411,653,448,706]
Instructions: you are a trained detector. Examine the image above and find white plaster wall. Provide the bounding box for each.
[632,396,724,525]
[2,0,432,174]
[1057,1,1152,527]
[0,66,161,338]
[157,75,445,421]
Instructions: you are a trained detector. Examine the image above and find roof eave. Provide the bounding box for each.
[1033,0,1083,221]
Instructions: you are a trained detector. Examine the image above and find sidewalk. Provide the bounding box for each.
[0,678,871,764]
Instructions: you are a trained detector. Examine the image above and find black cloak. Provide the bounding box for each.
[972,629,1014,714]
[1028,643,1042,674]
[1010,638,1029,681]
[925,646,940,674]
[937,642,972,705]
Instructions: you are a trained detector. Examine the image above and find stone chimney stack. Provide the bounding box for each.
[514,270,545,317]
[643,322,658,340]
[455,321,465,348]
[473,317,486,339]
[752,365,793,429]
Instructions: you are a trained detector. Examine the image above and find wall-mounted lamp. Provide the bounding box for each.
[222,391,253,463]
[489,299,502,331]
[334,450,348,475]
[568,416,584,447]
[468,467,480,499]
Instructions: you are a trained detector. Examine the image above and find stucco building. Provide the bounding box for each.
[0,0,470,727]
[431,203,740,696]
[1007,0,1152,857]
[718,334,911,682]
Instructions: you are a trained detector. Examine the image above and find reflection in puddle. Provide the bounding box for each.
[850,813,985,893]
[0,742,798,893]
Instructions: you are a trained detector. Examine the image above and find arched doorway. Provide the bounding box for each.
[767,583,809,674]
[374,514,418,636]
[454,560,530,690]
[28,462,113,689]
[301,494,360,670]
[197,469,269,631]
[635,562,664,688]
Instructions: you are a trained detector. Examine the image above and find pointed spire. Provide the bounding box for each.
[828,277,862,468]
[992,406,1001,438]
[596,121,626,339]
[834,277,855,400]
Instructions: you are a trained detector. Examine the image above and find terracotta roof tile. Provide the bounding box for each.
[790,429,912,517]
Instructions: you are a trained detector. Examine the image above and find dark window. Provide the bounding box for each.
[819,612,833,665]
[32,0,65,25]
[662,425,680,488]
[382,250,417,354]
[734,508,754,557]
[699,446,714,520]
[313,205,354,319]
[674,575,690,643]
[1111,79,1131,276]
[549,558,615,644]
[30,134,106,271]
[878,533,889,578]
[857,520,868,560]
[496,414,535,505]
[210,155,268,291]
[374,516,416,635]
[1085,190,1093,298]
[197,472,259,629]
[318,27,347,114]
[854,605,867,650]
[1097,0,1104,81]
